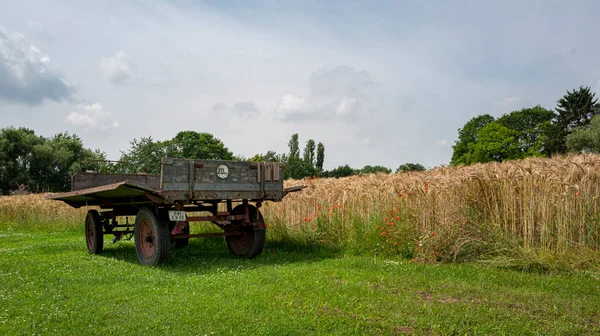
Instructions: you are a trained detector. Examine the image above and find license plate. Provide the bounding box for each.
[168,210,187,221]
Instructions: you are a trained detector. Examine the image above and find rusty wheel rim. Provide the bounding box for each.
[230,230,253,254]
[139,219,155,258]
[85,216,94,249]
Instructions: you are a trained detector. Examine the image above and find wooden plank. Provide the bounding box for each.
[159,190,284,202]
[162,182,282,191]
[72,172,159,191]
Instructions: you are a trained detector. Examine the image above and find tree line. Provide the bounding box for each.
[451,86,600,165]
[0,127,423,194]
[242,133,423,179]
[0,129,106,195]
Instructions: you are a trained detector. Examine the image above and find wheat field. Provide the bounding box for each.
[265,153,600,264]
[1,154,599,266]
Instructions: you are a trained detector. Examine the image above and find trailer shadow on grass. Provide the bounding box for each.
[98,236,344,274]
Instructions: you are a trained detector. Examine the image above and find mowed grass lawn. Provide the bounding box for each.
[0,229,599,335]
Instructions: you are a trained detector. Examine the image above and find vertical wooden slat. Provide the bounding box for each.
[265,162,272,181]
[273,163,280,181]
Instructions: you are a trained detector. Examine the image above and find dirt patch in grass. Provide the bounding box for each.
[418,291,463,304]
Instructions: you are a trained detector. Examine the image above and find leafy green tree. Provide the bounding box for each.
[316,142,325,173]
[303,139,316,166]
[117,137,168,174]
[29,132,105,192]
[167,131,234,161]
[396,163,425,173]
[321,164,356,178]
[566,114,600,153]
[0,127,44,194]
[30,132,105,191]
[469,122,522,163]
[496,106,554,157]
[118,131,235,174]
[249,150,284,162]
[288,134,300,159]
[546,86,600,154]
[451,114,495,165]
[286,133,305,179]
[0,128,106,194]
[360,165,391,174]
[302,139,317,177]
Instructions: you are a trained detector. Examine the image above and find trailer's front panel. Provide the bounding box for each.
[159,158,284,202]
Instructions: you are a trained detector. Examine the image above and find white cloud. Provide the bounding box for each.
[65,103,119,130]
[274,66,378,122]
[336,96,359,116]
[0,26,75,105]
[273,94,309,119]
[100,50,136,85]
[436,139,448,146]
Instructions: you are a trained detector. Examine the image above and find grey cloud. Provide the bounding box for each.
[211,101,260,119]
[0,26,75,105]
[231,101,259,118]
[211,102,228,112]
[274,65,379,122]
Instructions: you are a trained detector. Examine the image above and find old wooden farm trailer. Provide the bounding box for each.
[47,158,305,266]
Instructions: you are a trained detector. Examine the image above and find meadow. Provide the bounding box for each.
[1,154,600,334]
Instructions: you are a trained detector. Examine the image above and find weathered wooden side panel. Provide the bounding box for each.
[160,158,284,201]
[71,172,160,191]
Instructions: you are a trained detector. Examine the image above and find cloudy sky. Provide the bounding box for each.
[1,1,599,170]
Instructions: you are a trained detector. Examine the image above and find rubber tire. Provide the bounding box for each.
[85,210,104,254]
[226,204,266,259]
[170,222,190,249]
[134,207,171,266]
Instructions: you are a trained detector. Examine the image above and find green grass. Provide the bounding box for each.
[1,229,599,335]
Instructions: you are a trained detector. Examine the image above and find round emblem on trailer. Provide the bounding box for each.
[216,165,229,179]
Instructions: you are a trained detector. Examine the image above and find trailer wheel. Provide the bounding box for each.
[85,210,104,254]
[134,207,170,266]
[226,204,266,259]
